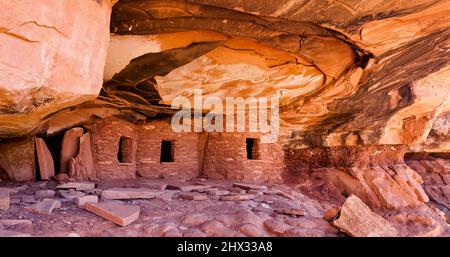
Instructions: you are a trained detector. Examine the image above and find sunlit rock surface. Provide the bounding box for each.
[0,0,112,137]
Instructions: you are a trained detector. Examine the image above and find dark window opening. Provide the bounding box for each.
[246,138,260,160]
[118,137,133,163]
[160,140,175,162]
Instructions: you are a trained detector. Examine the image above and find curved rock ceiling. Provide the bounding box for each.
[0,0,449,151]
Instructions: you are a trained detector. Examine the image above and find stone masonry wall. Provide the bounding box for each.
[135,121,200,179]
[203,132,284,183]
[91,117,137,180]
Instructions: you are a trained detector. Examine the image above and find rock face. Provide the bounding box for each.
[0,137,35,181]
[287,145,429,209]
[333,195,398,237]
[0,0,112,137]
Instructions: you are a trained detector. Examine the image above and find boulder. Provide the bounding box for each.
[332,195,398,237]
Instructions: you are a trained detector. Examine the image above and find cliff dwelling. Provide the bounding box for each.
[0,0,449,238]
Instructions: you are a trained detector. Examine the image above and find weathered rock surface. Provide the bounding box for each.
[0,0,113,137]
[333,195,398,237]
[60,127,84,174]
[0,137,35,181]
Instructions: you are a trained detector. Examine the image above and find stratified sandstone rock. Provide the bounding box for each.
[68,133,96,181]
[60,127,84,174]
[290,145,428,209]
[35,137,55,180]
[333,195,398,237]
[0,0,112,137]
[0,137,35,181]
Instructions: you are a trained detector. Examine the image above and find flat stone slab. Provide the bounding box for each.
[21,195,37,204]
[25,199,61,215]
[167,184,211,192]
[0,229,31,237]
[220,194,256,201]
[0,191,10,210]
[179,193,208,201]
[101,188,163,200]
[233,183,267,191]
[75,195,98,208]
[57,182,96,191]
[35,190,56,199]
[85,202,140,226]
[0,219,32,227]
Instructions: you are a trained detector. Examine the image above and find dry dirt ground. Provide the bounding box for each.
[0,178,342,237]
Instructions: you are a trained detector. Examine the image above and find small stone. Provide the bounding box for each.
[220,194,256,201]
[101,188,162,200]
[233,183,267,191]
[179,192,208,201]
[323,207,340,221]
[75,195,98,208]
[230,188,247,194]
[0,191,10,210]
[57,182,95,191]
[52,173,69,183]
[0,229,31,237]
[261,203,271,209]
[35,190,56,199]
[59,190,86,199]
[156,191,173,202]
[67,232,81,237]
[84,202,140,227]
[247,189,264,195]
[275,208,306,216]
[25,199,61,215]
